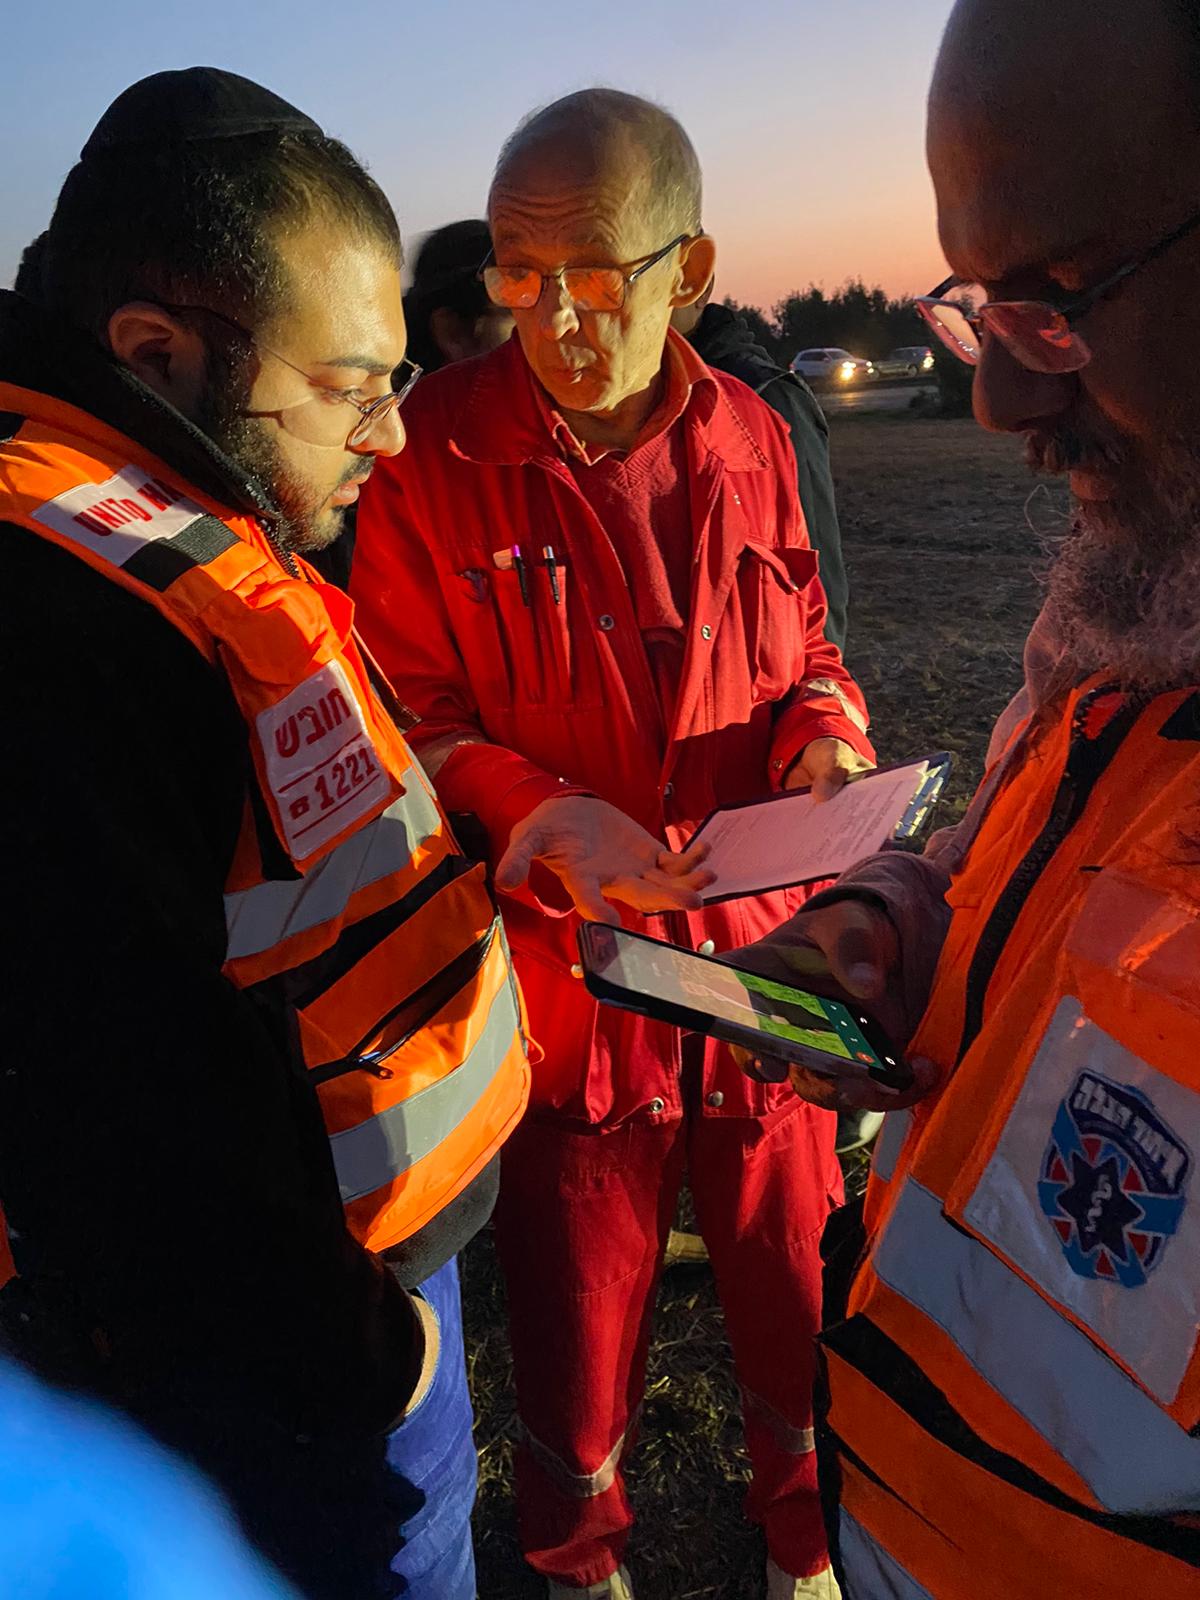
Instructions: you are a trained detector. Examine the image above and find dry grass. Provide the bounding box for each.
[465,413,1063,1598]
[833,415,1066,820]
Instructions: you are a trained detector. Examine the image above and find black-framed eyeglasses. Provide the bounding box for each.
[156,301,421,447]
[480,233,693,313]
[915,205,1200,374]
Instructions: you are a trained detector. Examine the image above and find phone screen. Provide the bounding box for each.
[583,925,898,1074]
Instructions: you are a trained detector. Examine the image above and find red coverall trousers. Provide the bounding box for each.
[493,1061,840,1589]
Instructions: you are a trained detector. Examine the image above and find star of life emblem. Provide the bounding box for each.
[1038,1071,1191,1287]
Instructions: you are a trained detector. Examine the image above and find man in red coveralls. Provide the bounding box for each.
[351,89,874,1600]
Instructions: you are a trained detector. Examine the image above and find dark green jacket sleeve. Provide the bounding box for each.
[756,372,849,651]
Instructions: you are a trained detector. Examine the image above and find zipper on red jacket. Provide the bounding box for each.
[954,684,1150,1066]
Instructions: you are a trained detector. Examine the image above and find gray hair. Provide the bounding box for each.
[491,88,703,235]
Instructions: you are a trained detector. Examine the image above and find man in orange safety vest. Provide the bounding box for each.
[734,1,1200,1594]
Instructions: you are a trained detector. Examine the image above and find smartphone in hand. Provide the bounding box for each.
[576,922,912,1092]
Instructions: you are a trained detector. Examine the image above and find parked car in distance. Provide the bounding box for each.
[875,345,936,379]
[790,348,876,385]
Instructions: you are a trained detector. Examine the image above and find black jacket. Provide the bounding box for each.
[688,302,849,650]
[0,293,490,1569]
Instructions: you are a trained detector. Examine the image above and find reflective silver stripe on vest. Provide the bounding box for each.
[839,1510,934,1600]
[224,772,443,960]
[330,934,518,1202]
[870,1108,912,1183]
[873,1179,1200,1515]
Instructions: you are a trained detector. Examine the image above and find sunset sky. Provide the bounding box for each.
[2,0,955,315]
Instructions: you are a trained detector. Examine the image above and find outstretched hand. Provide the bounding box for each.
[496,795,714,923]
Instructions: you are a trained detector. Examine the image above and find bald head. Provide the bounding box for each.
[484,87,715,437]
[928,0,1197,282]
[928,0,1200,689]
[491,88,702,240]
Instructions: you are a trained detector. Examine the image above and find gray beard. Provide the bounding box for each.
[1039,441,1200,692]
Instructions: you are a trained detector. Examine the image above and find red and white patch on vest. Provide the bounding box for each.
[258,660,391,860]
[32,466,206,563]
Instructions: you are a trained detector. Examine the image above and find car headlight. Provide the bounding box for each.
[839,362,855,379]
[922,354,934,370]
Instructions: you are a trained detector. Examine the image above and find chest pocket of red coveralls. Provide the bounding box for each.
[451,560,605,716]
[735,541,818,706]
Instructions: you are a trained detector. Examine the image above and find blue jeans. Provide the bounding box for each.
[194,1257,478,1600]
[386,1257,477,1598]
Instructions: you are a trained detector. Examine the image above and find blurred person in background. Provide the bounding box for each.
[404,218,514,373]
[352,87,874,1600]
[0,67,531,1600]
[733,0,1200,1593]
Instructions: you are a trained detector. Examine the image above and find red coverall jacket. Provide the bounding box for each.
[352,333,874,1130]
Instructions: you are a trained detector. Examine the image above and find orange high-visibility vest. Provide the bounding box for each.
[0,379,530,1272]
[828,679,1200,1598]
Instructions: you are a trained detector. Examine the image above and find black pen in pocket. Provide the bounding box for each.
[510,544,532,607]
[542,545,561,605]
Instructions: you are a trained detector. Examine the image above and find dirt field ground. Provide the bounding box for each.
[465,412,1064,1598]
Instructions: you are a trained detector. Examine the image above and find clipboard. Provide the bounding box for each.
[687,752,953,905]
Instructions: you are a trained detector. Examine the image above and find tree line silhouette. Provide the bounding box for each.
[723,280,928,363]
[723,280,974,414]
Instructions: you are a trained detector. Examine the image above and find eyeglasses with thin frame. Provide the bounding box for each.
[480,233,693,313]
[156,301,422,447]
[915,205,1200,375]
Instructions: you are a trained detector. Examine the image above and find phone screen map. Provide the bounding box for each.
[600,932,887,1068]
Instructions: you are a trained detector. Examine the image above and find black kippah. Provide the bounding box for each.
[80,67,322,160]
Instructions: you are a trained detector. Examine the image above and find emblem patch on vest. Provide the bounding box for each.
[1038,1071,1191,1287]
[258,659,391,860]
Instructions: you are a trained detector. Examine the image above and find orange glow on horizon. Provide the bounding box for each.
[696,103,947,313]
[717,222,946,314]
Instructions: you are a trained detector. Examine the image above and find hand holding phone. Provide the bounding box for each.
[730,897,908,1050]
[576,923,914,1092]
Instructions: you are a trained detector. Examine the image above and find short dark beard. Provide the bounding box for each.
[1032,426,1200,690]
[192,347,352,553]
